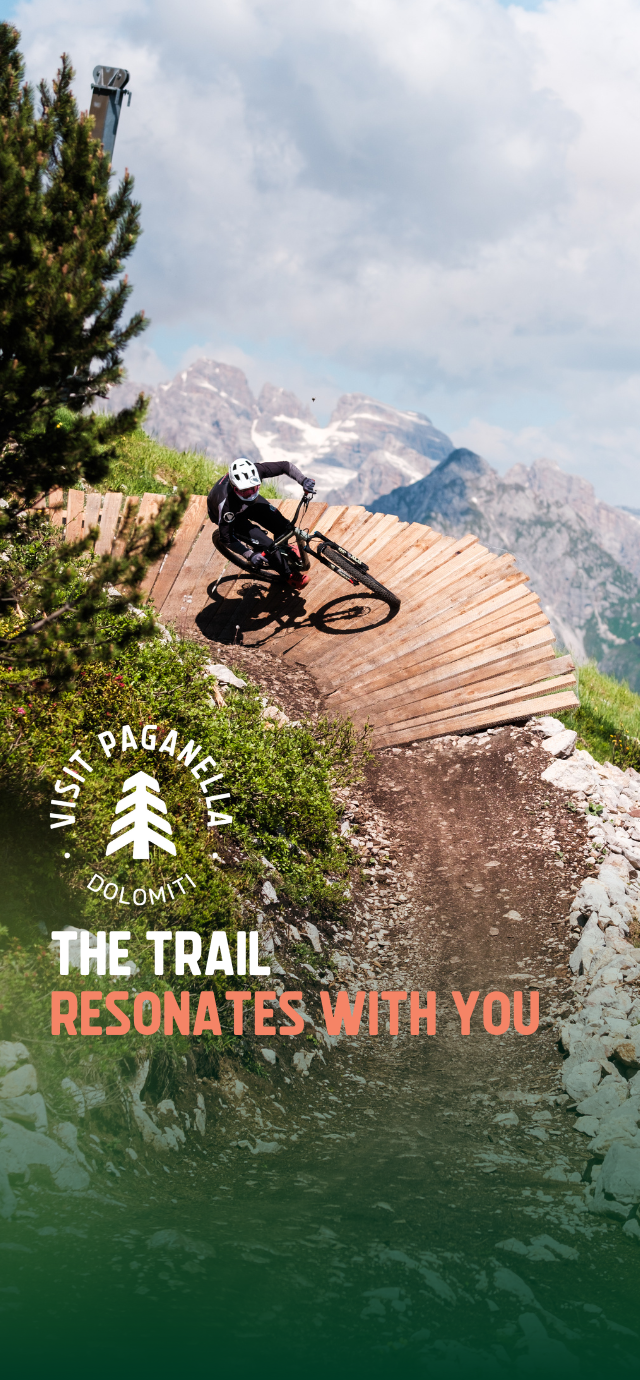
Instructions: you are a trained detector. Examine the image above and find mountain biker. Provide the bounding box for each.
[207,458,316,589]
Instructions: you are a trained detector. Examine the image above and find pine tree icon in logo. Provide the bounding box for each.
[105,771,177,860]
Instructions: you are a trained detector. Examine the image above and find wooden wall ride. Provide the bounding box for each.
[45,489,579,746]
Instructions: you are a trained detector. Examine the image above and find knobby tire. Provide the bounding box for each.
[321,547,401,608]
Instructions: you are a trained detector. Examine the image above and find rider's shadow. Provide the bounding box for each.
[196,574,308,644]
[308,592,398,636]
[195,575,398,646]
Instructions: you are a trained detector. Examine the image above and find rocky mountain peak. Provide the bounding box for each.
[370,448,640,690]
[256,383,315,424]
[104,356,453,504]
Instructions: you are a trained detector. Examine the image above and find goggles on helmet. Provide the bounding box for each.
[231,482,260,501]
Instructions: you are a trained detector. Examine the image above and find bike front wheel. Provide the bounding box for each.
[319,547,401,609]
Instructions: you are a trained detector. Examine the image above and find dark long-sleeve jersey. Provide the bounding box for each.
[207,460,307,532]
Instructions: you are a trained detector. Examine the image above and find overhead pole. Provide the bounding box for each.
[89,65,131,158]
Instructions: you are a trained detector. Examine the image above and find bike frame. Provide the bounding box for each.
[272,494,370,588]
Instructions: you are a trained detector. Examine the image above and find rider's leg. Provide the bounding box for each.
[241,501,302,576]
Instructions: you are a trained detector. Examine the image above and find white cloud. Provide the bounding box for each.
[9,0,640,502]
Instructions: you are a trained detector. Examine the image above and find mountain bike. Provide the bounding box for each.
[212,493,401,609]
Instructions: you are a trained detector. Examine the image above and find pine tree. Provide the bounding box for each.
[0,26,186,688]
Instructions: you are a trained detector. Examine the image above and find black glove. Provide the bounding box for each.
[250,550,268,568]
[302,477,316,494]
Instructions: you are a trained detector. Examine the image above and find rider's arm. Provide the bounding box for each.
[256,460,308,487]
[207,476,226,524]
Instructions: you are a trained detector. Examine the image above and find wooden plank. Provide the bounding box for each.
[136,492,165,527]
[361,670,578,732]
[294,499,329,529]
[420,672,577,725]
[309,554,529,681]
[287,537,494,671]
[332,626,558,715]
[324,627,557,719]
[372,690,580,747]
[48,488,64,527]
[65,490,84,543]
[326,585,542,701]
[111,497,140,558]
[331,635,561,718]
[157,520,223,621]
[322,610,553,697]
[328,642,569,714]
[74,488,575,744]
[95,492,123,555]
[277,515,409,649]
[316,562,535,679]
[83,491,102,537]
[143,493,207,602]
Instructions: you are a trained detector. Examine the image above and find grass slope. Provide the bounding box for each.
[559,661,640,769]
[97,429,280,501]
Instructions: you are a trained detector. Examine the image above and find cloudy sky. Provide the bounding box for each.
[5,0,640,504]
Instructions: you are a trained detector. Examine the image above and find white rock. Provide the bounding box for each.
[569,917,605,975]
[331,951,354,972]
[590,1098,640,1153]
[194,1092,206,1136]
[303,921,322,953]
[261,880,278,905]
[562,1059,602,1101]
[53,1122,89,1168]
[622,1217,640,1239]
[0,1115,89,1194]
[533,716,567,736]
[599,1142,640,1203]
[493,1110,519,1126]
[0,1063,37,1099]
[0,1170,16,1219]
[492,1267,536,1305]
[573,1115,600,1136]
[0,1092,47,1132]
[541,758,600,792]
[202,662,246,689]
[574,878,610,914]
[292,1050,315,1075]
[0,1042,29,1072]
[261,1048,276,1065]
[61,1078,85,1117]
[613,1035,640,1067]
[599,865,629,906]
[262,705,289,727]
[541,730,577,758]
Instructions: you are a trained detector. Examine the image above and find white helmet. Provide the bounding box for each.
[229,457,260,499]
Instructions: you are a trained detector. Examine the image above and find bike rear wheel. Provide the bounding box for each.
[319,547,401,608]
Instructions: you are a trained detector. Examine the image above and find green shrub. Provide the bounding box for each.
[0,628,368,1080]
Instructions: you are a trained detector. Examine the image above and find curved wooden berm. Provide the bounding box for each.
[50,489,579,746]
